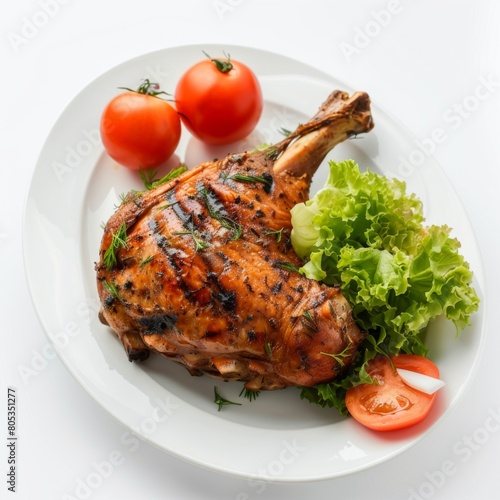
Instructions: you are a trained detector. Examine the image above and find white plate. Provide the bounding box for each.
[23,44,485,481]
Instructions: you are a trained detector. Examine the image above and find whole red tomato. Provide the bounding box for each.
[100,80,181,170]
[175,53,263,145]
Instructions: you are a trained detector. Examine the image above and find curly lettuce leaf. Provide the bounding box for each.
[291,160,480,413]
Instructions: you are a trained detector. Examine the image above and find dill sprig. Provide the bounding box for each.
[175,230,209,252]
[198,186,242,240]
[278,127,292,137]
[102,279,121,302]
[229,173,273,193]
[264,342,273,357]
[115,190,141,209]
[264,227,285,242]
[275,260,300,273]
[214,386,241,411]
[140,164,187,190]
[139,255,154,268]
[320,344,353,369]
[239,387,260,402]
[301,310,318,333]
[265,147,281,161]
[103,222,128,270]
[155,200,179,211]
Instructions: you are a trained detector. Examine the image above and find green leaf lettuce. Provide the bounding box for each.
[291,159,479,414]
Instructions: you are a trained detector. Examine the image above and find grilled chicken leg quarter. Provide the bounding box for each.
[96,90,374,390]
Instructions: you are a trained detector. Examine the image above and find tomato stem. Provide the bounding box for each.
[203,50,233,73]
[118,79,173,99]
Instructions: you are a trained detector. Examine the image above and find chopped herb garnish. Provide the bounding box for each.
[102,279,121,301]
[198,186,242,240]
[265,147,280,161]
[103,222,128,270]
[264,227,285,242]
[140,164,187,190]
[214,386,241,411]
[239,387,260,402]
[229,173,273,192]
[275,260,300,273]
[320,344,352,368]
[175,230,209,252]
[219,171,229,184]
[301,310,318,332]
[115,190,141,209]
[155,200,179,211]
[278,127,292,137]
[139,255,154,268]
[264,342,273,357]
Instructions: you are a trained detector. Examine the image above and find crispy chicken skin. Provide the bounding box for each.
[96,90,374,390]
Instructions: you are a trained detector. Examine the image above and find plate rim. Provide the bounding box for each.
[22,43,486,482]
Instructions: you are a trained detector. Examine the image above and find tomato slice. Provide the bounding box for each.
[345,354,440,431]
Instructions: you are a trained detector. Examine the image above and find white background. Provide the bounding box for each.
[2,0,499,499]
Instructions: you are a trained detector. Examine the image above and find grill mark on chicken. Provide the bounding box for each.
[167,189,194,230]
[206,270,237,313]
[148,218,170,253]
[96,90,373,390]
[139,314,178,334]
